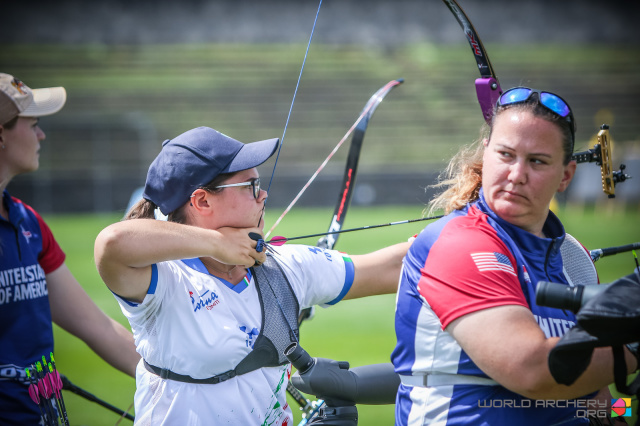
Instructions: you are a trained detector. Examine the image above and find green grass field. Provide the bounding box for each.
[46,205,639,425]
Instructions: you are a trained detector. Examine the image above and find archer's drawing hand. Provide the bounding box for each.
[215,227,267,268]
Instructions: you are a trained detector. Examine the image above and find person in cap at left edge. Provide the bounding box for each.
[94,126,410,425]
[0,73,141,425]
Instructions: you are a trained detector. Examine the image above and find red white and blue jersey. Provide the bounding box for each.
[0,191,65,425]
[392,190,592,426]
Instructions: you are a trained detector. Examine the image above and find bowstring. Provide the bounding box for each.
[264,0,323,198]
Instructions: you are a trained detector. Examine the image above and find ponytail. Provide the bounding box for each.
[426,121,489,216]
[124,198,157,220]
[427,138,484,215]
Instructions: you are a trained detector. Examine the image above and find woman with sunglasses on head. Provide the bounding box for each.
[94,126,409,425]
[392,88,639,425]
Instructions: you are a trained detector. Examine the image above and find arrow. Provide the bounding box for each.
[266,215,443,246]
[26,368,48,425]
[60,374,134,422]
[48,354,70,426]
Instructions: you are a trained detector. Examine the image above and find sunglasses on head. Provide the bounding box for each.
[496,87,576,149]
[214,177,261,199]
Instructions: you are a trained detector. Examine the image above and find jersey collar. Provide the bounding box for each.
[180,257,253,294]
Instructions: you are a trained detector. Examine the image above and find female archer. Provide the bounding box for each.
[95,126,409,425]
[392,87,639,425]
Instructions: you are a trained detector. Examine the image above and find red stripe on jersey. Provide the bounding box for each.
[417,207,527,330]
[19,199,66,274]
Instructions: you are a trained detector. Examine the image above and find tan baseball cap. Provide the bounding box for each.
[0,73,67,125]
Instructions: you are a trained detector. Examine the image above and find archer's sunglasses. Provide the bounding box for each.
[214,178,261,199]
[497,87,576,148]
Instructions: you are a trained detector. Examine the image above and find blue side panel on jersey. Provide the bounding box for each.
[325,258,355,305]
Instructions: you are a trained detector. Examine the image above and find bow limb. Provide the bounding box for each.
[317,78,404,250]
[442,0,503,123]
[265,78,404,240]
[292,79,404,327]
[287,79,403,423]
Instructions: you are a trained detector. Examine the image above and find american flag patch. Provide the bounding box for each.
[470,252,516,276]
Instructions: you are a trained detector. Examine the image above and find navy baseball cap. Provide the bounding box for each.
[143,126,278,215]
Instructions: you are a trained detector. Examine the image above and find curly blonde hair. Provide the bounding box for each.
[427,125,488,215]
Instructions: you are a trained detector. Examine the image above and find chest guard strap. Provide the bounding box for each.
[144,253,300,384]
[236,253,300,374]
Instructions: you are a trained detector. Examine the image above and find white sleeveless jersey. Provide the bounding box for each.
[116,244,354,426]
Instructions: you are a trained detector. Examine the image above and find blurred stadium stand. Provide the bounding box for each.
[1,0,638,213]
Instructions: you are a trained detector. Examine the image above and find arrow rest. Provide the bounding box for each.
[571,124,631,198]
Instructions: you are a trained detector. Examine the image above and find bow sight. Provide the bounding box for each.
[571,124,631,198]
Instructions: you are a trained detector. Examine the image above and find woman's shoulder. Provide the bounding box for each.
[6,193,43,221]
[414,205,498,248]
[268,244,348,282]
[270,243,344,262]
